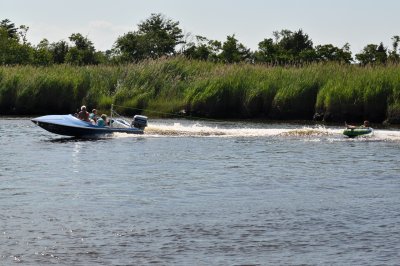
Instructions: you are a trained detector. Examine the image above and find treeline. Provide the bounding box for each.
[2,14,400,123]
[1,58,400,124]
[1,14,400,66]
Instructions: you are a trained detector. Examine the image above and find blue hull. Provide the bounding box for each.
[32,115,143,137]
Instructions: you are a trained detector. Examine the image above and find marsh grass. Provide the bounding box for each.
[1,58,400,123]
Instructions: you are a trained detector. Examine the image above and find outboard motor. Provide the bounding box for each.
[132,115,148,130]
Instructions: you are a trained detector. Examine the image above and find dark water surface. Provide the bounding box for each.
[1,118,400,265]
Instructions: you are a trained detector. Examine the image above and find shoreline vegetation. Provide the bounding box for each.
[1,14,400,124]
[1,57,400,124]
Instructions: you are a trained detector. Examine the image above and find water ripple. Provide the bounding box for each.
[1,118,400,265]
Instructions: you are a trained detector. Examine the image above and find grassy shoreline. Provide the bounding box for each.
[1,58,400,124]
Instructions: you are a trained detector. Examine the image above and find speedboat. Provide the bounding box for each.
[343,127,373,138]
[32,114,148,137]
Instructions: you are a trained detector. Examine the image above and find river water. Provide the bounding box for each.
[1,118,399,265]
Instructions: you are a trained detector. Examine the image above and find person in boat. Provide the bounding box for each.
[77,105,90,122]
[346,120,370,129]
[89,109,98,123]
[96,114,108,127]
[361,120,370,128]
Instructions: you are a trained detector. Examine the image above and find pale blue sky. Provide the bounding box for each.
[2,0,400,54]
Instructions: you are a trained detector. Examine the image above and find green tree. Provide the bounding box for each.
[65,33,98,65]
[206,40,222,61]
[0,19,34,65]
[338,43,353,63]
[183,35,221,61]
[356,43,387,65]
[18,25,29,44]
[114,13,184,62]
[274,29,314,64]
[220,35,251,63]
[298,49,318,63]
[388,35,400,63]
[0,27,32,65]
[277,29,313,54]
[94,51,109,64]
[50,40,69,64]
[254,38,279,64]
[0,19,18,39]
[33,38,53,65]
[315,43,352,63]
[137,13,184,57]
[113,32,146,62]
[376,43,388,64]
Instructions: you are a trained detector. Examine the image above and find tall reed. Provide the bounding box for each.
[1,58,400,123]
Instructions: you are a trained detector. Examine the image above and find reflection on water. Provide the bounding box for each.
[1,118,400,265]
[72,142,82,174]
[45,136,112,143]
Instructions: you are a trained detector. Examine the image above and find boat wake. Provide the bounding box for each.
[373,129,400,141]
[116,122,338,138]
[113,120,400,141]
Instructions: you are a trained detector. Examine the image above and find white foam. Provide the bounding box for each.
[136,122,342,138]
[372,129,400,141]
[145,123,287,137]
[113,121,400,142]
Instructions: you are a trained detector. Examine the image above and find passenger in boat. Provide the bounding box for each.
[89,109,98,123]
[345,120,370,129]
[77,105,90,122]
[361,120,370,128]
[96,114,107,127]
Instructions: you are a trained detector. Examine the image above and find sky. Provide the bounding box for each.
[2,0,400,55]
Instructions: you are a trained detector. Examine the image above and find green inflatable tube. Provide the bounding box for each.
[343,127,373,138]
